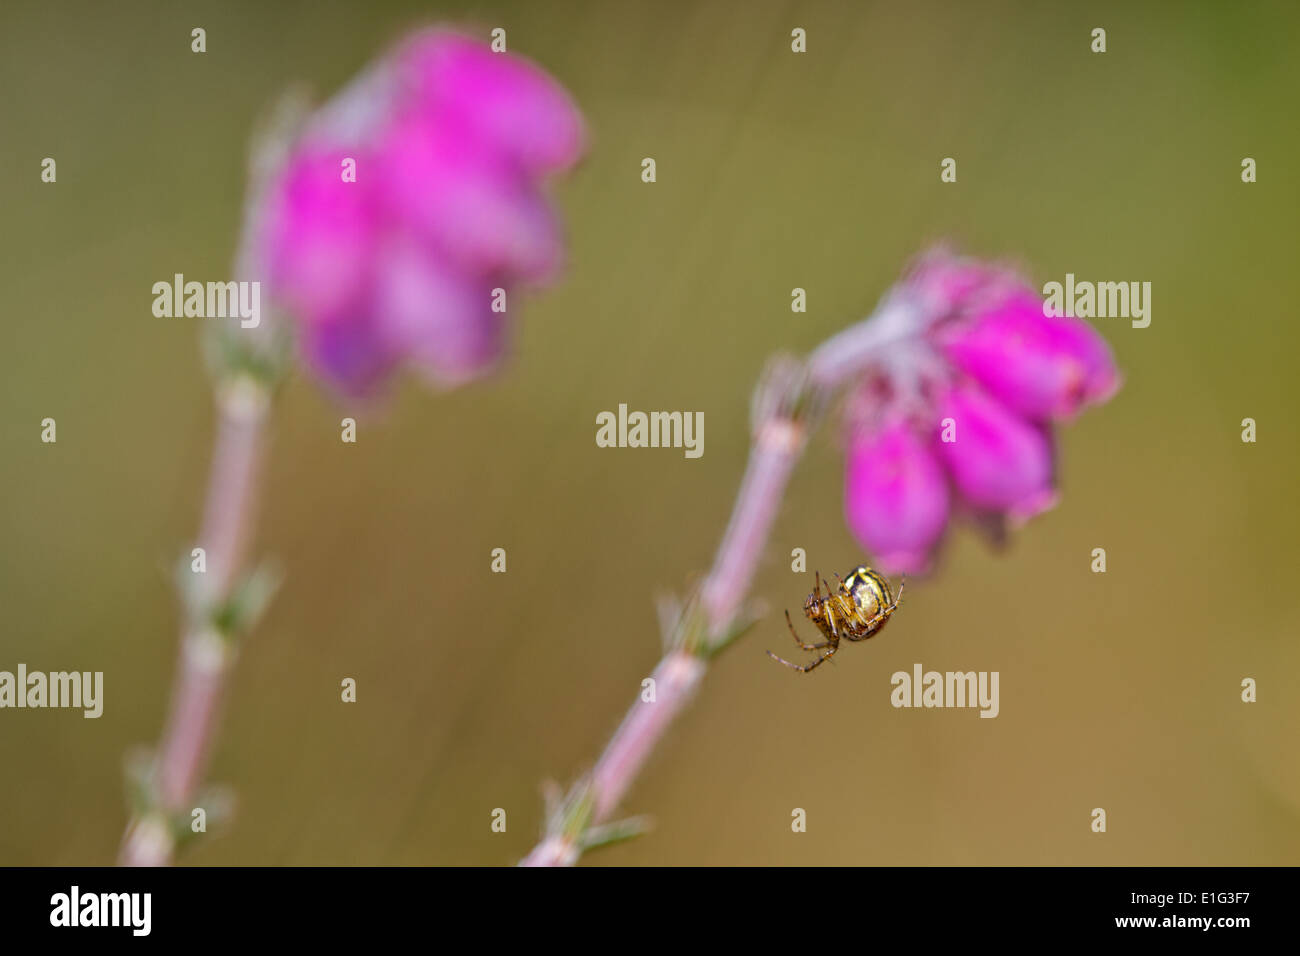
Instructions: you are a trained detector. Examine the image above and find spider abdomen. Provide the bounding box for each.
[842,565,893,619]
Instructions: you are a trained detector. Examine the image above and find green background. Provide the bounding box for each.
[1,0,1297,864]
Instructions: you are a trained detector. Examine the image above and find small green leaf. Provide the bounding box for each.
[122,748,157,816]
[211,560,283,639]
[705,599,765,658]
[578,815,653,852]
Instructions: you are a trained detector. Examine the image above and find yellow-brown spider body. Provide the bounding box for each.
[766,566,904,674]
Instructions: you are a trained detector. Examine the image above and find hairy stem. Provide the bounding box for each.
[699,418,804,635]
[117,91,299,867]
[119,383,269,866]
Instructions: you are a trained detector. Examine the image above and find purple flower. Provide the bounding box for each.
[841,251,1118,574]
[265,30,584,396]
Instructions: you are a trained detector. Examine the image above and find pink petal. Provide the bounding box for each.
[935,383,1056,520]
[401,31,585,175]
[907,250,1023,317]
[942,292,1120,421]
[372,235,505,388]
[845,415,951,575]
[377,109,564,282]
[266,146,379,328]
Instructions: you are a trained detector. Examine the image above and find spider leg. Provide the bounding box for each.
[843,586,905,642]
[766,642,839,674]
[831,571,846,593]
[814,570,826,598]
[785,609,831,651]
[891,575,906,610]
[824,602,839,638]
[862,575,904,619]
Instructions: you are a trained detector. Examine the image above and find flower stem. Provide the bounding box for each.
[119,383,270,866]
[807,293,916,390]
[699,418,804,635]
[117,92,298,868]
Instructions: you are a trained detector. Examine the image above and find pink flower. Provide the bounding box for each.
[841,251,1118,574]
[376,110,564,282]
[845,415,950,575]
[401,33,585,176]
[264,30,584,397]
[934,381,1056,520]
[939,290,1120,421]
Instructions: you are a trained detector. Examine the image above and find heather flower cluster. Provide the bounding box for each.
[842,251,1120,574]
[264,31,585,396]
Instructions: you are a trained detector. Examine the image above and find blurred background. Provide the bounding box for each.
[1,0,1298,865]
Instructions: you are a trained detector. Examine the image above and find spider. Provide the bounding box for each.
[766,566,905,674]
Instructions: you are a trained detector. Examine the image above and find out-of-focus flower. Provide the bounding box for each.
[264,30,584,396]
[845,414,950,574]
[842,250,1119,574]
[938,290,1120,421]
[934,381,1056,520]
